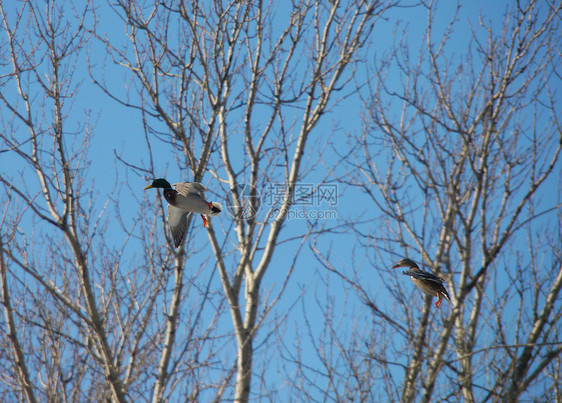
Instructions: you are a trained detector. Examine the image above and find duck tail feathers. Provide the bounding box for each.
[209,202,222,216]
[441,291,454,306]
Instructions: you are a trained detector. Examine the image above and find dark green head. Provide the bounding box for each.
[144,178,172,190]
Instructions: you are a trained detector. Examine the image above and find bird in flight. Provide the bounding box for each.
[392,258,453,308]
[144,178,222,247]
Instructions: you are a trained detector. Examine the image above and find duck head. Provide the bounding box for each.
[144,178,172,190]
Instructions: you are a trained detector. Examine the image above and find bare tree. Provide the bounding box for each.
[1,0,399,401]
[306,0,562,401]
[91,1,399,400]
[0,1,231,401]
[4,0,558,401]
[0,1,127,400]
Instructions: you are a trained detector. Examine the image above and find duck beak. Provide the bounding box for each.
[144,184,154,190]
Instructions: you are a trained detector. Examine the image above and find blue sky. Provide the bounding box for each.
[1,0,560,400]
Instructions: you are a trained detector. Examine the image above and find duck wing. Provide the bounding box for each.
[404,269,446,284]
[167,204,190,247]
[173,182,208,198]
